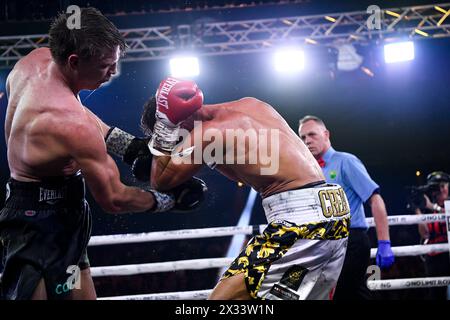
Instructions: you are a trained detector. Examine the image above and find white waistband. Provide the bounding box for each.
[262,183,350,225]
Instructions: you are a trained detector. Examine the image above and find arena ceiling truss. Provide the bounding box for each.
[0,3,449,68]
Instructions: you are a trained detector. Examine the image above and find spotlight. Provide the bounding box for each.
[273,48,305,73]
[169,56,200,78]
[384,41,415,64]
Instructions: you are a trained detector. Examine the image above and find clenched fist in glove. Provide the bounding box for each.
[148,177,208,212]
[150,77,203,154]
[105,126,152,182]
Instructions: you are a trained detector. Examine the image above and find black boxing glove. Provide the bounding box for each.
[105,127,153,181]
[171,177,208,212]
[146,177,208,213]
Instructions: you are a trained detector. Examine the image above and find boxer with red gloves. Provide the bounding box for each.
[143,78,350,301]
[103,121,207,212]
[103,78,207,211]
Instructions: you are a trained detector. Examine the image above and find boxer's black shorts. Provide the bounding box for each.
[0,173,91,300]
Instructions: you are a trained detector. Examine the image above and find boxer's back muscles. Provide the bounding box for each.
[5,48,90,181]
[152,97,325,198]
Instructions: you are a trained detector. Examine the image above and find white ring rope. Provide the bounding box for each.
[3,243,446,280]
[88,214,446,247]
[98,289,212,300]
[91,257,234,277]
[99,276,450,299]
[98,276,450,300]
[98,275,450,300]
[89,225,266,246]
[1,214,448,294]
[368,277,450,290]
[365,214,446,228]
[370,243,448,258]
[91,205,450,296]
[90,243,448,277]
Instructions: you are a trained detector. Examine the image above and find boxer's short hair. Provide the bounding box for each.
[141,96,157,136]
[49,7,126,65]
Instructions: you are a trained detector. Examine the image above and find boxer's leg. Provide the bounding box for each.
[69,268,97,300]
[31,279,47,300]
[209,273,251,300]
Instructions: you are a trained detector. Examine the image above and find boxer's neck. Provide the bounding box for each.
[51,61,79,95]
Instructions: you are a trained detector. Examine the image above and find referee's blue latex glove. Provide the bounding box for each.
[376,240,395,270]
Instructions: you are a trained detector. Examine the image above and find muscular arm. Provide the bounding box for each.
[83,106,111,138]
[60,117,155,213]
[368,193,390,241]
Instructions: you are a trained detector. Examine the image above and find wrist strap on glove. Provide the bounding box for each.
[105,127,136,158]
[105,127,151,166]
[149,116,180,155]
[144,187,175,213]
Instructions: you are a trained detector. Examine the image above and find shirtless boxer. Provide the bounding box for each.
[141,78,351,300]
[0,8,205,300]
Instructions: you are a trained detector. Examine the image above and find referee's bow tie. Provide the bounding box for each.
[317,157,325,168]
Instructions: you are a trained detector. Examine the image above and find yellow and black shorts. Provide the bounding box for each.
[221,217,349,300]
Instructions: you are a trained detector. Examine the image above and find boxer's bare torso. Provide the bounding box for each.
[5,48,108,182]
[153,97,325,198]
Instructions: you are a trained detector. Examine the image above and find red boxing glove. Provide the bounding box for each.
[155,77,203,126]
[151,77,204,154]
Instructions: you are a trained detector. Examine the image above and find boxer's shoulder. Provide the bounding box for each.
[27,47,51,57]
[217,97,279,121]
[13,48,52,74]
[34,100,94,143]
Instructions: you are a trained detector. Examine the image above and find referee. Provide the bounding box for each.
[298,115,395,300]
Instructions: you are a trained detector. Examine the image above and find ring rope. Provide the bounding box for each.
[89,225,265,246]
[365,214,446,227]
[98,289,212,300]
[91,258,234,277]
[368,277,450,290]
[88,214,446,247]
[370,243,448,257]
[99,276,450,299]
[1,214,448,295]
[1,243,447,280]
[98,276,450,300]
[90,243,448,277]
[93,207,450,297]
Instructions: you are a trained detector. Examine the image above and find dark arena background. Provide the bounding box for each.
[0,0,450,302]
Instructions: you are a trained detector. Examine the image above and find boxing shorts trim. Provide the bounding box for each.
[262,183,350,225]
